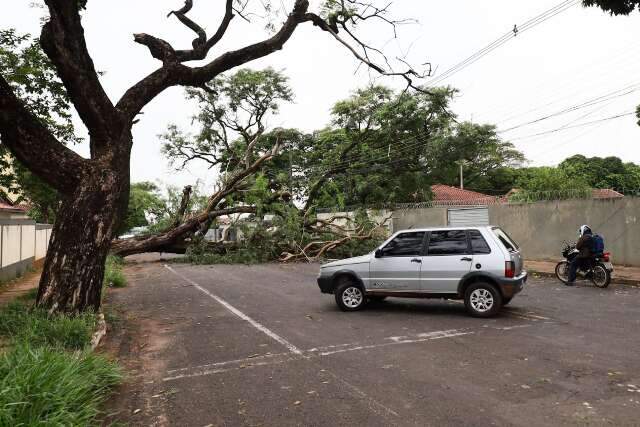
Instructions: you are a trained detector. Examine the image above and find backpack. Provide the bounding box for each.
[591,234,605,255]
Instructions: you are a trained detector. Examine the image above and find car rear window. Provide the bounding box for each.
[469,230,491,254]
[491,227,519,252]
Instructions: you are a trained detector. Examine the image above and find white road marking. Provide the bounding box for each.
[163,264,302,355]
[163,328,475,382]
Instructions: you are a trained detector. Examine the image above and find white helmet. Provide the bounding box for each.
[578,225,592,237]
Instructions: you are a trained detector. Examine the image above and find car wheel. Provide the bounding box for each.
[334,277,366,312]
[464,282,502,318]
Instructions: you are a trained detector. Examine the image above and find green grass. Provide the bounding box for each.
[104,255,127,288]
[0,300,122,425]
[0,344,121,426]
[0,301,97,351]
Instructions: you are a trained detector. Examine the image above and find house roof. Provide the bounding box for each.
[591,189,624,199]
[430,184,496,205]
[0,200,27,213]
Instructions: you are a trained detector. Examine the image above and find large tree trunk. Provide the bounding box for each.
[36,152,130,314]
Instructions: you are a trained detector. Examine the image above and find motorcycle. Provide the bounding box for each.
[555,242,613,288]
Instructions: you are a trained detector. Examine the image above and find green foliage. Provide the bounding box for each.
[103,255,126,288]
[0,29,78,221]
[583,0,640,15]
[0,301,97,350]
[118,182,165,235]
[559,155,640,190]
[0,344,121,426]
[161,68,293,172]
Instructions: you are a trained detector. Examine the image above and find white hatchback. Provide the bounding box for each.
[317,226,527,317]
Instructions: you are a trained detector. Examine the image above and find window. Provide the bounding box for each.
[469,230,491,254]
[381,232,426,257]
[491,227,519,252]
[427,230,469,255]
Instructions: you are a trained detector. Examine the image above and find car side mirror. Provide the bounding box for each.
[375,249,383,258]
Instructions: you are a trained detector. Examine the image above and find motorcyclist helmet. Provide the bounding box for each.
[578,225,592,237]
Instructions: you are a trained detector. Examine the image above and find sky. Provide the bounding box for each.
[3,0,640,193]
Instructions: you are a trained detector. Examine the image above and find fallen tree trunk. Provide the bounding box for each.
[111,206,255,256]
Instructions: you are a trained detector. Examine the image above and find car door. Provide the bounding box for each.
[368,231,426,292]
[420,230,473,292]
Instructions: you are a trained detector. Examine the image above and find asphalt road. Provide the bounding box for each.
[103,259,640,426]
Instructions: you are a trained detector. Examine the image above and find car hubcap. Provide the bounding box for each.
[342,287,363,308]
[470,289,494,312]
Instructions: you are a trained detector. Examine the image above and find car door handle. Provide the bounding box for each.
[460,257,473,262]
[411,258,422,263]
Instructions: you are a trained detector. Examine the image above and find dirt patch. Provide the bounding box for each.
[100,262,180,426]
[0,264,42,306]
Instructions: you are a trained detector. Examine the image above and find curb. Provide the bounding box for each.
[90,313,107,351]
[528,269,640,287]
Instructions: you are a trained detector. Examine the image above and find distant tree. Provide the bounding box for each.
[559,155,640,191]
[117,182,165,236]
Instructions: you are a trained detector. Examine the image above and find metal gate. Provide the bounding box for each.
[447,207,490,226]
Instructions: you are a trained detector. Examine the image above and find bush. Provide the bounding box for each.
[0,344,121,426]
[0,301,97,351]
[104,255,126,288]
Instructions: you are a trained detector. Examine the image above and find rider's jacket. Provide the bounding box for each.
[576,233,594,259]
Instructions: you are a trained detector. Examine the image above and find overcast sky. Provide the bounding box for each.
[3,1,640,193]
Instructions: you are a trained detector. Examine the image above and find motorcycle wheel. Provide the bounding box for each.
[591,264,611,288]
[555,261,570,284]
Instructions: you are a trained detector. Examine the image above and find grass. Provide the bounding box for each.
[0,297,122,425]
[104,255,127,288]
[0,344,121,426]
[0,301,97,351]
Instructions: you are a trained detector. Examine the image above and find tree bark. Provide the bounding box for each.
[36,141,130,313]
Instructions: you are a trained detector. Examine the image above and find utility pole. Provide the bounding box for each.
[456,160,469,190]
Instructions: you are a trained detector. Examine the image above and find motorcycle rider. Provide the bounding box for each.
[567,224,594,286]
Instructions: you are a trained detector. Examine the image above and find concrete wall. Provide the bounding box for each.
[392,207,448,231]
[0,220,53,282]
[489,198,640,266]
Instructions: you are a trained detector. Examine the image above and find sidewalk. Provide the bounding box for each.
[526,260,640,286]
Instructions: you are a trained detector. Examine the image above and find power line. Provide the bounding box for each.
[497,82,640,134]
[426,0,579,87]
[507,110,636,141]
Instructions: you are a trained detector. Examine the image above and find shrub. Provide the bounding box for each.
[104,255,126,288]
[0,344,121,426]
[0,301,97,351]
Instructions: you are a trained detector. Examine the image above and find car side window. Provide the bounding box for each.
[427,230,469,256]
[469,230,491,254]
[381,232,426,257]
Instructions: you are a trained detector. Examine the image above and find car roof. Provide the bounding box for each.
[394,226,496,233]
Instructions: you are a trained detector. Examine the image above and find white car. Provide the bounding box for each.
[317,226,527,317]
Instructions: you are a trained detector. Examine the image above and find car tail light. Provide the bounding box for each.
[603,252,611,262]
[505,261,515,278]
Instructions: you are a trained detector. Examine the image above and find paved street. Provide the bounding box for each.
[104,258,640,426]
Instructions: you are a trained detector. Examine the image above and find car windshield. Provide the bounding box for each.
[491,227,519,252]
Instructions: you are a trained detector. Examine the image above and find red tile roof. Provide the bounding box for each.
[431,184,496,205]
[0,201,27,213]
[591,189,624,199]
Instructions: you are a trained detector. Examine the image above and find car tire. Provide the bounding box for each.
[334,277,366,312]
[464,282,503,318]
